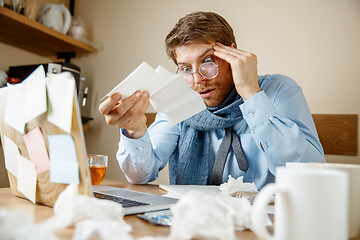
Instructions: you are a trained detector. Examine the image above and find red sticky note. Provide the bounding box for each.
[23,127,50,174]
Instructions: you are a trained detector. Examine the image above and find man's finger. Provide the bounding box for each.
[117,91,150,124]
[99,92,122,115]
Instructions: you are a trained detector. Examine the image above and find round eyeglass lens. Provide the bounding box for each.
[199,62,218,78]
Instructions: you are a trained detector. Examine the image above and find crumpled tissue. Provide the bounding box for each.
[72,219,133,240]
[169,191,252,240]
[0,207,58,240]
[0,184,133,240]
[219,175,258,196]
[219,175,258,203]
[43,183,133,240]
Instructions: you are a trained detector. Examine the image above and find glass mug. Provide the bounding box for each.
[87,154,108,185]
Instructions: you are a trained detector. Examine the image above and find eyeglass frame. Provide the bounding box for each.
[177,58,222,87]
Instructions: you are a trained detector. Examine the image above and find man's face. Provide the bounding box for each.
[175,43,234,107]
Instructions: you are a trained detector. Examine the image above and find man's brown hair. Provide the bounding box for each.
[165,11,237,64]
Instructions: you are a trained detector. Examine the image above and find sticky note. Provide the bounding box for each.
[4,83,26,134]
[22,65,47,123]
[17,155,37,204]
[4,65,47,134]
[23,127,50,174]
[47,72,75,133]
[3,135,20,177]
[48,134,79,184]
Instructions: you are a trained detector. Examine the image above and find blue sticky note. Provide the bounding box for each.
[48,134,79,184]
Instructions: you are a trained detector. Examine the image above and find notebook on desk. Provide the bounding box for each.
[0,68,177,215]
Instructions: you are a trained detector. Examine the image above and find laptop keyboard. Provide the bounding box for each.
[93,192,150,208]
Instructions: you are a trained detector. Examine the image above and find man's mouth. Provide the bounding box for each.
[199,88,215,98]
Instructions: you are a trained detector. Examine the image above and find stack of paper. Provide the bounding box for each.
[102,62,206,125]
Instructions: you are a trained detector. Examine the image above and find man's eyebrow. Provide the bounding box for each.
[177,47,214,65]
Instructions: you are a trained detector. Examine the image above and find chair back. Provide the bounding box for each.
[312,114,358,156]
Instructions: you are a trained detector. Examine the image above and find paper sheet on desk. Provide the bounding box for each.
[159,184,221,198]
[102,62,206,125]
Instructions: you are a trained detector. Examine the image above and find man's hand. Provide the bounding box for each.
[98,91,150,139]
[213,42,260,101]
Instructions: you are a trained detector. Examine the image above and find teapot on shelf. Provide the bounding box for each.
[37,4,72,34]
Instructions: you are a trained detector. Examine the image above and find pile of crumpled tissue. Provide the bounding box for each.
[168,191,252,240]
[142,176,255,240]
[0,183,133,240]
[1,176,257,240]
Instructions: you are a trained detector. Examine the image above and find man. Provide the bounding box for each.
[99,11,325,189]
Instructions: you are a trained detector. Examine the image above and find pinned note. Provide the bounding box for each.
[23,127,50,174]
[22,65,47,123]
[4,84,26,134]
[4,65,47,134]
[47,72,75,133]
[48,134,79,184]
[3,135,20,177]
[101,62,206,125]
[17,155,37,203]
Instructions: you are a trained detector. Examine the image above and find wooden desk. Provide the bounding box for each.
[0,179,259,239]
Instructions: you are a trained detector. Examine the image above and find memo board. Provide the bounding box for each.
[0,84,92,207]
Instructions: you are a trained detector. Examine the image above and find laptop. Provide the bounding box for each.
[92,185,178,215]
[0,72,177,215]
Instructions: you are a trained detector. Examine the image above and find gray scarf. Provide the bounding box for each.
[168,87,244,185]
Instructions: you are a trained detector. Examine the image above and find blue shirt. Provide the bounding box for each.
[116,74,325,189]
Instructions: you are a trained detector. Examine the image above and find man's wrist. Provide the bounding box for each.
[241,88,261,102]
[123,126,147,139]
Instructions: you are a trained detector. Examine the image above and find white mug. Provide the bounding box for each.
[251,167,349,240]
[307,163,360,238]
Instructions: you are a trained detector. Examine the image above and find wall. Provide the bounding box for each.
[72,0,360,184]
[0,0,359,186]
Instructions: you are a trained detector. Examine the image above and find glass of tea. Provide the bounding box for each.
[87,154,108,185]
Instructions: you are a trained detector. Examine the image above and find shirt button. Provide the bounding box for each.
[248,113,254,118]
[137,147,143,151]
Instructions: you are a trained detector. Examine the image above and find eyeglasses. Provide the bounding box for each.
[177,58,222,87]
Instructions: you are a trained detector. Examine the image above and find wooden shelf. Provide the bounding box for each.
[0,6,95,57]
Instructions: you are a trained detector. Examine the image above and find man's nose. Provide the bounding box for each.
[193,72,206,85]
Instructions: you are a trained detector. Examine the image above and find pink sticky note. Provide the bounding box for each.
[23,127,50,174]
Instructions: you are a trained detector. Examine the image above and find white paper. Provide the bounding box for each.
[159,184,220,198]
[4,65,47,134]
[48,134,79,184]
[22,65,47,123]
[17,155,37,203]
[4,83,26,134]
[46,72,75,133]
[102,62,158,100]
[101,62,206,125]
[3,135,20,177]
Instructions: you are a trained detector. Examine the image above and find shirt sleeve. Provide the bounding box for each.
[240,78,325,175]
[116,113,179,184]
